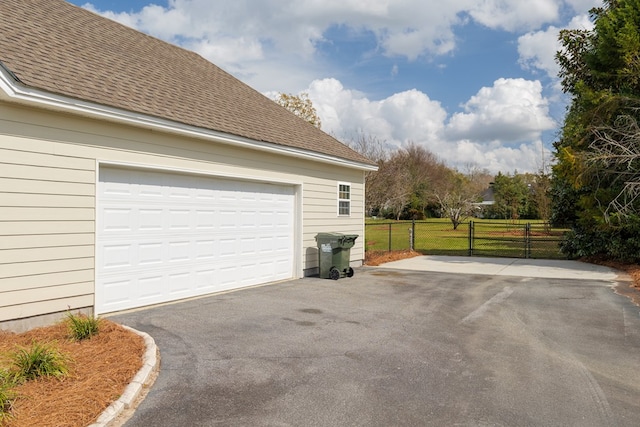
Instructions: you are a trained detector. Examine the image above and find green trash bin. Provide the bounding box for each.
[315,232,358,280]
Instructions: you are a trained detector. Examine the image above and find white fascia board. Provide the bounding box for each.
[0,69,378,172]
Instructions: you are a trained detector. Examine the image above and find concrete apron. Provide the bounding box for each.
[377,255,619,281]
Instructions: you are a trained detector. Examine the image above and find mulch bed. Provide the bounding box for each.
[364,250,422,266]
[0,319,144,427]
[585,258,640,305]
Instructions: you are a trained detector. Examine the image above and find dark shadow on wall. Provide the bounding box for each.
[304,246,319,277]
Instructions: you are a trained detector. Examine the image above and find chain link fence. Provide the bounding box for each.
[365,220,569,259]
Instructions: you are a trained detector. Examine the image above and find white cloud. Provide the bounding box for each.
[79,1,570,173]
[187,37,264,64]
[80,1,603,97]
[83,3,192,39]
[305,78,552,173]
[446,78,556,143]
[564,0,602,12]
[468,0,560,32]
[306,78,447,143]
[84,0,597,98]
[517,26,562,79]
[81,0,582,71]
[81,3,138,27]
[517,13,594,82]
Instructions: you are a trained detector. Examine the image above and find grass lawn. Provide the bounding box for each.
[365,218,569,259]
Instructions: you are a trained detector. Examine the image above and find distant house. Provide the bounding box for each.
[0,0,376,331]
[472,186,495,218]
[479,186,496,205]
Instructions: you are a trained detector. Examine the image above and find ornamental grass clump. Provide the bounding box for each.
[66,312,101,341]
[10,342,69,382]
[0,370,17,422]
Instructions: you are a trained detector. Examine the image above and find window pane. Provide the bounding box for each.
[339,184,350,200]
[338,183,350,215]
[339,201,350,215]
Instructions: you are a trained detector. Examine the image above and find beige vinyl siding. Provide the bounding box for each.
[3,282,93,307]
[1,163,94,182]
[0,258,93,279]
[2,245,94,264]
[301,177,365,264]
[2,207,93,221]
[0,132,96,323]
[1,295,94,323]
[0,234,94,250]
[0,178,94,195]
[0,221,95,235]
[1,193,95,207]
[1,101,366,324]
[0,269,94,292]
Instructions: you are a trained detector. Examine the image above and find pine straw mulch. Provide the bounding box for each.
[0,319,145,427]
[364,249,423,266]
[593,260,640,289]
[586,258,640,306]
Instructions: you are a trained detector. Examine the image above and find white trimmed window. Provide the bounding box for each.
[338,183,351,216]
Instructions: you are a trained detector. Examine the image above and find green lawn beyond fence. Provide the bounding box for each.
[365,219,569,259]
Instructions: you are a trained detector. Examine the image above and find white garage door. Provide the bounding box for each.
[96,167,295,313]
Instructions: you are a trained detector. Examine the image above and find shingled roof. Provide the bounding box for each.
[0,0,374,167]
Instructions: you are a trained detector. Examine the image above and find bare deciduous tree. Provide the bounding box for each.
[344,132,391,216]
[346,138,491,224]
[344,131,388,163]
[432,171,479,229]
[587,113,640,221]
[530,172,551,223]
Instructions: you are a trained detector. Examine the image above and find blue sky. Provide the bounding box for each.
[69,0,600,173]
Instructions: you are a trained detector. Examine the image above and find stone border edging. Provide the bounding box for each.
[88,326,159,427]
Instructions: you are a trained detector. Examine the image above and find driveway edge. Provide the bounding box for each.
[88,326,159,427]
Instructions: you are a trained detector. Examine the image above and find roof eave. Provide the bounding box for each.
[0,68,378,172]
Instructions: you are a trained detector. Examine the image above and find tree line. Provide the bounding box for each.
[346,133,552,228]
[553,0,640,262]
[273,92,553,229]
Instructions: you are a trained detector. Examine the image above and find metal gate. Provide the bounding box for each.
[364,220,568,259]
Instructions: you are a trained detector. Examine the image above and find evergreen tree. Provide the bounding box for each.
[553,0,640,260]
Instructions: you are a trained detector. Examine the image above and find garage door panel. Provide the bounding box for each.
[139,242,163,265]
[138,275,163,300]
[101,171,133,196]
[139,185,163,198]
[167,272,190,295]
[102,244,132,269]
[196,240,215,260]
[217,238,236,257]
[167,185,191,199]
[168,241,190,262]
[195,268,216,291]
[169,209,190,230]
[100,278,132,308]
[139,209,163,230]
[97,168,295,313]
[103,208,134,232]
[218,266,236,287]
[195,210,216,229]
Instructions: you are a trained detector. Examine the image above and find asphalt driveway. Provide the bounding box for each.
[110,258,640,426]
